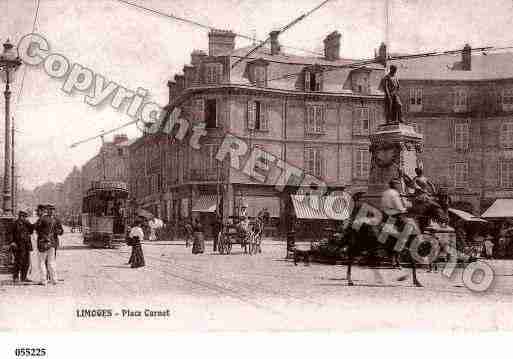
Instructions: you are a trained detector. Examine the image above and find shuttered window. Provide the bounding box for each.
[305,104,325,134]
[500,161,513,188]
[454,121,470,150]
[354,149,370,179]
[304,70,323,92]
[454,162,469,188]
[353,107,370,135]
[304,147,324,178]
[247,100,269,131]
[500,122,513,148]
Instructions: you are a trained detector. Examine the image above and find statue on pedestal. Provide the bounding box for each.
[380,65,404,124]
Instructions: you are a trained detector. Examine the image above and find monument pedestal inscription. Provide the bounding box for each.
[363,123,423,207]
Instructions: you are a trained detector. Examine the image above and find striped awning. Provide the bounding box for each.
[291,194,350,220]
[192,195,217,213]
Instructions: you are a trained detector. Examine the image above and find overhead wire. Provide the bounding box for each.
[112,0,324,56]
[15,0,40,109]
[231,0,335,69]
[268,45,497,82]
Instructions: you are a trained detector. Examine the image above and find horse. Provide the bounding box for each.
[342,188,449,287]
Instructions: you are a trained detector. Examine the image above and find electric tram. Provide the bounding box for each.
[81,180,129,248]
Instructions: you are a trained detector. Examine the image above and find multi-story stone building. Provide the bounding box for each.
[129,29,387,237]
[391,46,513,214]
[81,134,133,195]
[59,166,82,218]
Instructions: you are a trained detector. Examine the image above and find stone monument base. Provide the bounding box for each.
[363,123,423,209]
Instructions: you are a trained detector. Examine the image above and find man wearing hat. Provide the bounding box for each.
[10,210,34,283]
[35,204,57,285]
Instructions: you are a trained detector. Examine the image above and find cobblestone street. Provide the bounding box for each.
[2,230,513,331]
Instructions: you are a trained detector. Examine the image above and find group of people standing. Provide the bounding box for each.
[10,204,63,285]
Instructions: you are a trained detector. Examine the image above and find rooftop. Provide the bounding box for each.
[391,52,513,81]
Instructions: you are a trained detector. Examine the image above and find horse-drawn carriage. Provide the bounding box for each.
[217,216,264,255]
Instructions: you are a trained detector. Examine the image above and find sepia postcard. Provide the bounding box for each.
[2,0,513,356]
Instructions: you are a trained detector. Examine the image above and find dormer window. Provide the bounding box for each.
[304,65,323,92]
[248,59,269,87]
[351,69,370,94]
[204,63,223,84]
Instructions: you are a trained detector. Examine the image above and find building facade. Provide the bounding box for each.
[81,134,132,196]
[392,47,513,214]
[59,166,82,219]
[129,29,386,236]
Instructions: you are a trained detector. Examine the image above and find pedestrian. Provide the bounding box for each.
[192,218,205,254]
[212,215,222,252]
[128,218,145,268]
[10,210,34,284]
[35,205,57,285]
[184,219,193,248]
[148,216,163,241]
[484,235,494,259]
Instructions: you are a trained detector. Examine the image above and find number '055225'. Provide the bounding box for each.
[14,348,46,356]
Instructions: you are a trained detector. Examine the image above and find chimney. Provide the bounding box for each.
[269,30,281,55]
[462,43,471,71]
[113,134,128,144]
[377,42,387,67]
[323,31,341,61]
[208,29,236,56]
[191,49,207,66]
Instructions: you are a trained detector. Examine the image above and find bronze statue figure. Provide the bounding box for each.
[380,65,404,124]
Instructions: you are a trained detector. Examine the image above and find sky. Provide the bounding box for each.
[0,0,513,190]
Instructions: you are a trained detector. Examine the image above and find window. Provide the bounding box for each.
[454,162,469,188]
[304,147,324,178]
[247,100,269,131]
[354,149,370,179]
[500,161,513,188]
[305,104,325,134]
[190,148,202,180]
[193,98,205,122]
[205,144,218,176]
[169,147,179,184]
[253,66,267,87]
[500,122,513,148]
[352,72,370,94]
[353,107,370,135]
[204,63,223,84]
[304,70,323,92]
[501,89,513,111]
[118,148,124,156]
[454,121,470,150]
[454,88,468,112]
[205,99,217,128]
[409,88,423,111]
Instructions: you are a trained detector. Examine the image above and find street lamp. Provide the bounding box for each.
[0,39,21,268]
[0,39,22,216]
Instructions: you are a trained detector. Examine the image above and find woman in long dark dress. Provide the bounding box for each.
[128,219,145,268]
[192,218,205,254]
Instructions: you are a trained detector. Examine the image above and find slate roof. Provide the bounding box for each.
[221,45,385,95]
[390,52,513,81]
